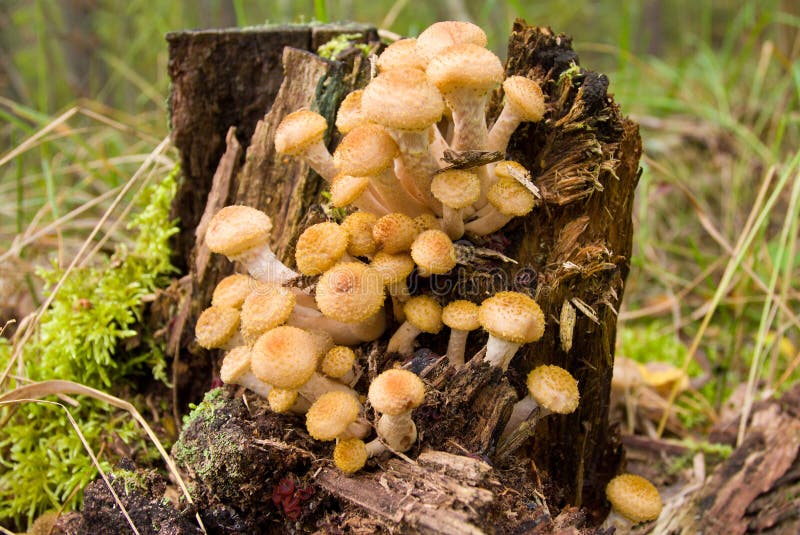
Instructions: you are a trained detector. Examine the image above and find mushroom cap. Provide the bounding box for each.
[526,365,580,414]
[430,170,481,209]
[305,391,361,441]
[205,205,272,257]
[267,388,298,413]
[315,262,385,323]
[212,273,256,309]
[333,438,368,474]
[362,68,444,131]
[404,295,443,334]
[415,21,487,64]
[479,291,545,344]
[413,213,441,233]
[321,346,357,379]
[377,38,426,72]
[606,474,663,524]
[251,326,319,389]
[295,222,349,275]
[373,213,419,254]
[219,345,252,384]
[335,89,368,134]
[341,211,378,257]
[274,109,328,155]
[442,300,480,331]
[502,76,546,122]
[308,329,336,357]
[487,176,536,217]
[371,251,415,285]
[195,305,241,349]
[330,174,370,208]
[494,160,530,181]
[410,229,457,276]
[240,285,296,339]
[368,368,426,416]
[426,43,504,95]
[333,124,398,177]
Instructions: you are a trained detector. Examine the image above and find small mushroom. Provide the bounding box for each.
[239,284,296,342]
[487,76,546,154]
[340,211,379,259]
[195,305,244,350]
[219,346,272,398]
[464,172,536,236]
[441,300,480,367]
[386,295,443,356]
[211,273,256,309]
[370,251,415,320]
[294,222,352,276]
[410,229,457,276]
[372,212,419,254]
[430,169,481,239]
[274,109,337,181]
[335,89,369,134]
[604,473,663,529]
[479,291,545,370]
[415,21,487,67]
[333,437,369,474]
[306,390,371,441]
[368,368,426,452]
[376,38,426,73]
[321,345,357,385]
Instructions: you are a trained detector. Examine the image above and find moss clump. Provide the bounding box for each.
[317,33,370,60]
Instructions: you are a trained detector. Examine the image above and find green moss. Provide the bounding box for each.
[317,33,370,60]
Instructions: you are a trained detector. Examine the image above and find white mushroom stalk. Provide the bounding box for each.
[441,300,480,368]
[368,369,426,452]
[487,76,546,154]
[386,296,443,356]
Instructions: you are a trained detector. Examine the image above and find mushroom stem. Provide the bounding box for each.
[229,369,273,399]
[494,406,542,460]
[448,91,489,151]
[298,372,361,406]
[445,328,469,367]
[500,396,542,440]
[386,320,421,355]
[365,437,388,458]
[302,141,338,182]
[483,335,521,371]
[369,167,431,216]
[463,207,511,236]
[235,245,299,285]
[391,130,443,214]
[288,306,386,345]
[216,331,245,351]
[487,103,524,154]
[440,205,465,239]
[376,412,418,452]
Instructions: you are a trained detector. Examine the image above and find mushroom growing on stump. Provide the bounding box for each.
[386,295,443,356]
[370,251,415,321]
[333,437,369,474]
[305,390,371,441]
[487,75,546,154]
[410,229,457,277]
[479,291,545,370]
[372,212,419,254]
[320,345,357,385]
[268,388,308,414]
[441,300,480,368]
[414,21,488,67]
[211,273,256,309]
[274,109,337,182]
[219,346,273,399]
[430,169,481,239]
[239,284,295,342]
[294,222,352,276]
[340,211,378,259]
[195,305,243,350]
[368,368,426,453]
[464,171,536,236]
[603,474,663,530]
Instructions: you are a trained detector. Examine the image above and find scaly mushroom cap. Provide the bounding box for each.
[195,305,240,349]
[377,38,426,72]
[426,43,504,95]
[487,176,536,216]
[373,213,418,254]
[205,205,272,257]
[268,388,298,413]
[368,368,426,416]
[330,173,370,207]
[341,211,378,257]
[308,329,336,357]
[315,262,385,323]
[410,229,457,275]
[494,160,530,181]
[240,285,296,339]
[212,273,256,309]
[371,251,415,285]
[502,76,546,122]
[479,291,545,344]
[362,68,444,131]
[404,295,443,334]
[335,89,368,134]
[251,326,319,389]
[606,474,663,524]
[415,21,487,64]
[333,124,399,176]
[321,346,356,379]
[219,345,251,384]
[442,300,480,331]
[333,438,368,474]
[430,170,481,209]
[295,222,349,275]
[526,365,580,414]
[274,109,327,155]
[306,391,361,441]
[413,214,441,233]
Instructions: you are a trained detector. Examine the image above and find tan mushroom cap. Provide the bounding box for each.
[494,160,530,181]
[341,211,378,257]
[373,213,419,254]
[502,76,546,122]
[430,170,481,209]
[205,205,272,257]
[335,89,368,134]
[251,326,319,389]
[321,346,356,379]
[606,474,663,524]
[333,438,368,474]
[426,43,504,95]
[368,368,426,416]
[526,365,580,414]
[362,68,444,131]
[479,291,545,344]
[295,222,349,275]
[219,345,251,384]
[240,285,296,339]
[330,174,370,208]
[333,124,398,177]
[306,391,361,441]
[404,295,443,334]
[195,305,241,349]
[413,213,441,233]
[415,21,487,64]
[442,300,480,331]
[377,38,426,72]
[212,273,255,309]
[308,329,336,357]
[268,388,298,413]
[315,262,385,323]
[410,229,457,276]
[371,252,415,285]
[274,109,328,155]
[487,176,536,216]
